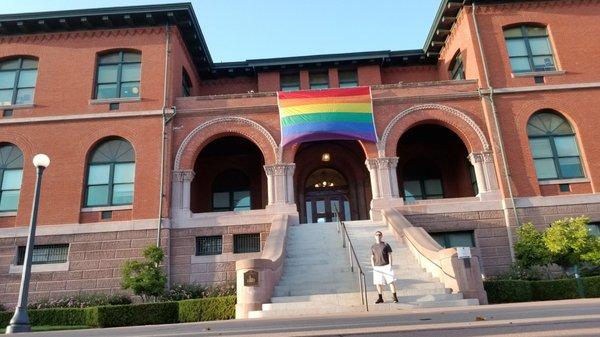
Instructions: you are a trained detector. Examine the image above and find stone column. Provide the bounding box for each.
[469,151,500,199]
[264,164,296,208]
[365,159,381,199]
[376,157,400,198]
[172,170,195,215]
[482,151,499,191]
[468,152,488,193]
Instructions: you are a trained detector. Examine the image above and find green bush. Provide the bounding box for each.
[121,245,167,302]
[29,293,131,309]
[0,311,12,327]
[583,276,600,297]
[178,296,236,322]
[163,282,236,301]
[0,307,95,328]
[530,279,578,301]
[93,301,178,328]
[484,280,532,304]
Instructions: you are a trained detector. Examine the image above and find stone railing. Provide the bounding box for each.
[234,214,289,318]
[381,208,488,304]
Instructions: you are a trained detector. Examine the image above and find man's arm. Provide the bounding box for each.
[371,250,375,267]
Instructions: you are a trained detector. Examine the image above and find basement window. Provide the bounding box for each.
[233,233,260,254]
[196,236,223,256]
[17,244,69,265]
[429,231,475,249]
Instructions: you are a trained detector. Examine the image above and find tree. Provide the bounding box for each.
[514,222,550,269]
[121,245,167,301]
[543,216,598,270]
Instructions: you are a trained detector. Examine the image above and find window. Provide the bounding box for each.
[85,138,135,207]
[430,231,475,249]
[182,69,192,97]
[233,233,260,253]
[17,244,69,265]
[0,57,38,106]
[449,53,465,80]
[95,51,141,99]
[338,69,358,87]
[403,161,444,201]
[504,25,556,73]
[588,223,600,237]
[280,73,300,92]
[309,71,329,89]
[0,144,23,212]
[196,236,222,256]
[527,111,583,180]
[212,169,251,212]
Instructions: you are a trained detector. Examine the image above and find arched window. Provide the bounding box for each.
[0,57,38,106]
[212,169,251,212]
[504,25,556,73]
[95,51,141,99]
[85,138,135,207]
[0,144,23,211]
[527,111,583,180]
[449,53,465,80]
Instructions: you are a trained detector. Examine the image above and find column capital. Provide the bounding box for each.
[376,157,399,170]
[469,151,494,164]
[173,170,195,182]
[264,163,295,176]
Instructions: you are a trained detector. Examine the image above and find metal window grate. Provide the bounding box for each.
[17,244,69,265]
[196,236,222,256]
[233,233,260,254]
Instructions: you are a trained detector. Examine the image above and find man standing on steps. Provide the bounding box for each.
[371,230,398,304]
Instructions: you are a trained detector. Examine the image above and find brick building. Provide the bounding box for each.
[1,0,600,310]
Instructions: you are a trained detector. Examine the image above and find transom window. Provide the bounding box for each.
[280,73,300,92]
[430,231,475,248]
[85,138,135,207]
[212,169,251,212]
[504,25,556,73]
[338,69,358,87]
[233,233,261,254]
[449,53,465,80]
[182,69,192,97]
[196,236,223,256]
[95,51,141,99]
[17,244,69,265]
[527,111,583,180]
[309,71,329,89]
[0,57,38,106]
[0,144,23,212]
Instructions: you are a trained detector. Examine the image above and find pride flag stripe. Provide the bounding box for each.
[278,87,377,146]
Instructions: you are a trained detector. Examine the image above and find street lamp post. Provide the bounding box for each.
[5,154,50,334]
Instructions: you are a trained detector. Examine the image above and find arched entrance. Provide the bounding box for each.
[294,140,371,223]
[190,136,266,213]
[397,124,477,201]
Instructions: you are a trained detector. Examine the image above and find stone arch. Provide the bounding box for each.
[379,104,490,157]
[281,140,377,163]
[175,117,279,170]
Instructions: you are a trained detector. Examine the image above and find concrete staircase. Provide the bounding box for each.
[247,220,478,318]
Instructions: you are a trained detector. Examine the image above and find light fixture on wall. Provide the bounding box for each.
[321,153,331,162]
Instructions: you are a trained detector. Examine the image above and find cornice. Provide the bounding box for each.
[476,0,600,14]
[0,26,164,44]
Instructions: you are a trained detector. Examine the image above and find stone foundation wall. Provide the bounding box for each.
[0,229,168,307]
[170,223,270,286]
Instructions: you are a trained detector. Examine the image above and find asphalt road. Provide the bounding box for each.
[11,298,600,337]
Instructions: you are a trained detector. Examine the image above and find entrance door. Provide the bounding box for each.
[305,192,351,223]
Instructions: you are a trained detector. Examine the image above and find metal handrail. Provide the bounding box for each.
[332,207,368,312]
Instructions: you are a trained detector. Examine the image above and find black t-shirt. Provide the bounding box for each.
[371,242,392,266]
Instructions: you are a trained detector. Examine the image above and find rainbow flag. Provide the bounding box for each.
[278,87,377,146]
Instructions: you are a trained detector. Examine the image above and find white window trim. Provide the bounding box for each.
[538,177,590,185]
[9,261,69,274]
[89,97,141,105]
[0,103,35,110]
[0,211,17,217]
[512,70,566,78]
[81,205,133,212]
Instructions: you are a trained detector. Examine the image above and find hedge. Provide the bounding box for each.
[0,296,237,329]
[179,296,236,322]
[485,276,600,304]
[91,302,179,328]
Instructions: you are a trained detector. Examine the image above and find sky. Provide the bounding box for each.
[0,0,442,63]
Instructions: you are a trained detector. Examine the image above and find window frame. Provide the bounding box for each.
[504,25,556,73]
[211,189,251,212]
[430,230,475,249]
[94,50,141,99]
[84,139,135,207]
[403,177,444,201]
[280,72,300,92]
[338,69,358,87]
[16,244,69,265]
[309,71,329,90]
[449,53,465,80]
[195,236,223,256]
[182,69,192,97]
[0,57,38,106]
[0,144,23,212]
[527,113,584,181]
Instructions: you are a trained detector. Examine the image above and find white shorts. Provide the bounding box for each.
[373,264,395,285]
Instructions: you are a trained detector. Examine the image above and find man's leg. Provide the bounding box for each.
[375,284,384,303]
[389,282,398,303]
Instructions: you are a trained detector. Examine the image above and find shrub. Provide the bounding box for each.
[121,245,167,301]
[0,307,95,328]
[543,216,597,269]
[163,282,236,301]
[530,278,578,301]
[0,303,5,312]
[93,301,178,328]
[28,293,131,309]
[178,296,236,322]
[583,276,600,297]
[0,311,12,327]
[484,280,532,304]
[515,222,551,269]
